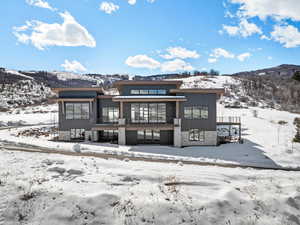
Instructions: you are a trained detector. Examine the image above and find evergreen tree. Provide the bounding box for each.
[293,117,300,142]
[292,71,300,82]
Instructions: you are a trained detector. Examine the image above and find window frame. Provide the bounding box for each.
[102,107,119,123]
[131,103,167,124]
[65,103,90,120]
[189,129,205,142]
[184,105,209,120]
[70,128,85,140]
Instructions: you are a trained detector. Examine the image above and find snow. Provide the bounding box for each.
[5,69,34,80]
[0,149,300,225]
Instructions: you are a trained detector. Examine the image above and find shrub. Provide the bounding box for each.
[292,71,300,82]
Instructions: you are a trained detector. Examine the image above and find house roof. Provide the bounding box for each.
[51,87,104,94]
[113,80,183,89]
[112,95,187,102]
[169,88,225,95]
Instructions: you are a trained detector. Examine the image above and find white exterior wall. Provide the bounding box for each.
[58,131,70,141]
[181,131,217,146]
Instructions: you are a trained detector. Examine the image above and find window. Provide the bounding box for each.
[70,129,85,140]
[102,107,119,123]
[131,103,166,123]
[189,129,205,142]
[65,103,90,120]
[137,130,160,142]
[130,89,167,95]
[184,106,209,119]
[157,89,167,95]
[131,90,140,94]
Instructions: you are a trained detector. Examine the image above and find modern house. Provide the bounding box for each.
[53,80,225,147]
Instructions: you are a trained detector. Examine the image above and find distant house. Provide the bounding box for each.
[52,80,224,147]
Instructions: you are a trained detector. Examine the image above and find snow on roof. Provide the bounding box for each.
[113,95,186,99]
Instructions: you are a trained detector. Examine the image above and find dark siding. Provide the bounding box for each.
[58,101,96,130]
[126,131,138,145]
[120,84,178,95]
[179,93,217,131]
[160,131,173,145]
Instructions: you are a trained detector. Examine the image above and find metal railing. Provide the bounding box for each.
[217,116,241,124]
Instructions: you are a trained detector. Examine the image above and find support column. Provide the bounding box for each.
[118,118,126,145]
[174,118,182,147]
[92,131,99,142]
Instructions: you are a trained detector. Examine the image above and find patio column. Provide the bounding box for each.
[174,101,182,147]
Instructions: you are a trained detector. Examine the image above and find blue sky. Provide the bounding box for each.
[1,0,300,75]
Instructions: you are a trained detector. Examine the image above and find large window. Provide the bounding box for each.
[102,107,119,123]
[131,103,166,123]
[70,129,85,140]
[66,103,90,120]
[184,106,208,119]
[100,130,118,143]
[130,89,167,95]
[189,129,205,142]
[137,130,160,143]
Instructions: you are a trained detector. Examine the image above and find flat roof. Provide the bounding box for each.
[170,88,225,94]
[113,95,187,102]
[51,87,104,94]
[113,80,183,89]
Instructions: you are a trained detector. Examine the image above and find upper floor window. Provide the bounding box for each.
[130,89,167,95]
[189,129,205,142]
[184,106,208,119]
[102,107,119,123]
[66,103,89,120]
[131,103,166,123]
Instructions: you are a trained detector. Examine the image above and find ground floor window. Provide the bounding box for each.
[99,130,118,143]
[70,129,85,140]
[137,130,160,143]
[189,129,205,142]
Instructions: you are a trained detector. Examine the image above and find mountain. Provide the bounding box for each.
[230,64,300,113]
[0,68,129,110]
[231,64,300,77]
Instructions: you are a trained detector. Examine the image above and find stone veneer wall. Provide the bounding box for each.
[58,131,70,141]
[181,131,217,146]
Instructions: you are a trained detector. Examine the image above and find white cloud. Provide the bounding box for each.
[61,60,87,73]
[13,11,96,50]
[128,0,136,5]
[208,58,217,63]
[260,34,271,40]
[222,19,262,37]
[125,55,161,69]
[237,52,251,61]
[271,25,300,48]
[160,47,200,59]
[26,0,56,11]
[267,56,273,60]
[100,2,119,14]
[161,59,194,72]
[210,48,235,59]
[230,0,300,22]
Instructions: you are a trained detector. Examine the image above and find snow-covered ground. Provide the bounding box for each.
[0,103,299,169]
[0,149,300,225]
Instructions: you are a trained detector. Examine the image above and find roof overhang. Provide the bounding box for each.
[112,96,187,102]
[170,88,225,95]
[51,87,104,94]
[53,98,95,102]
[113,80,183,89]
